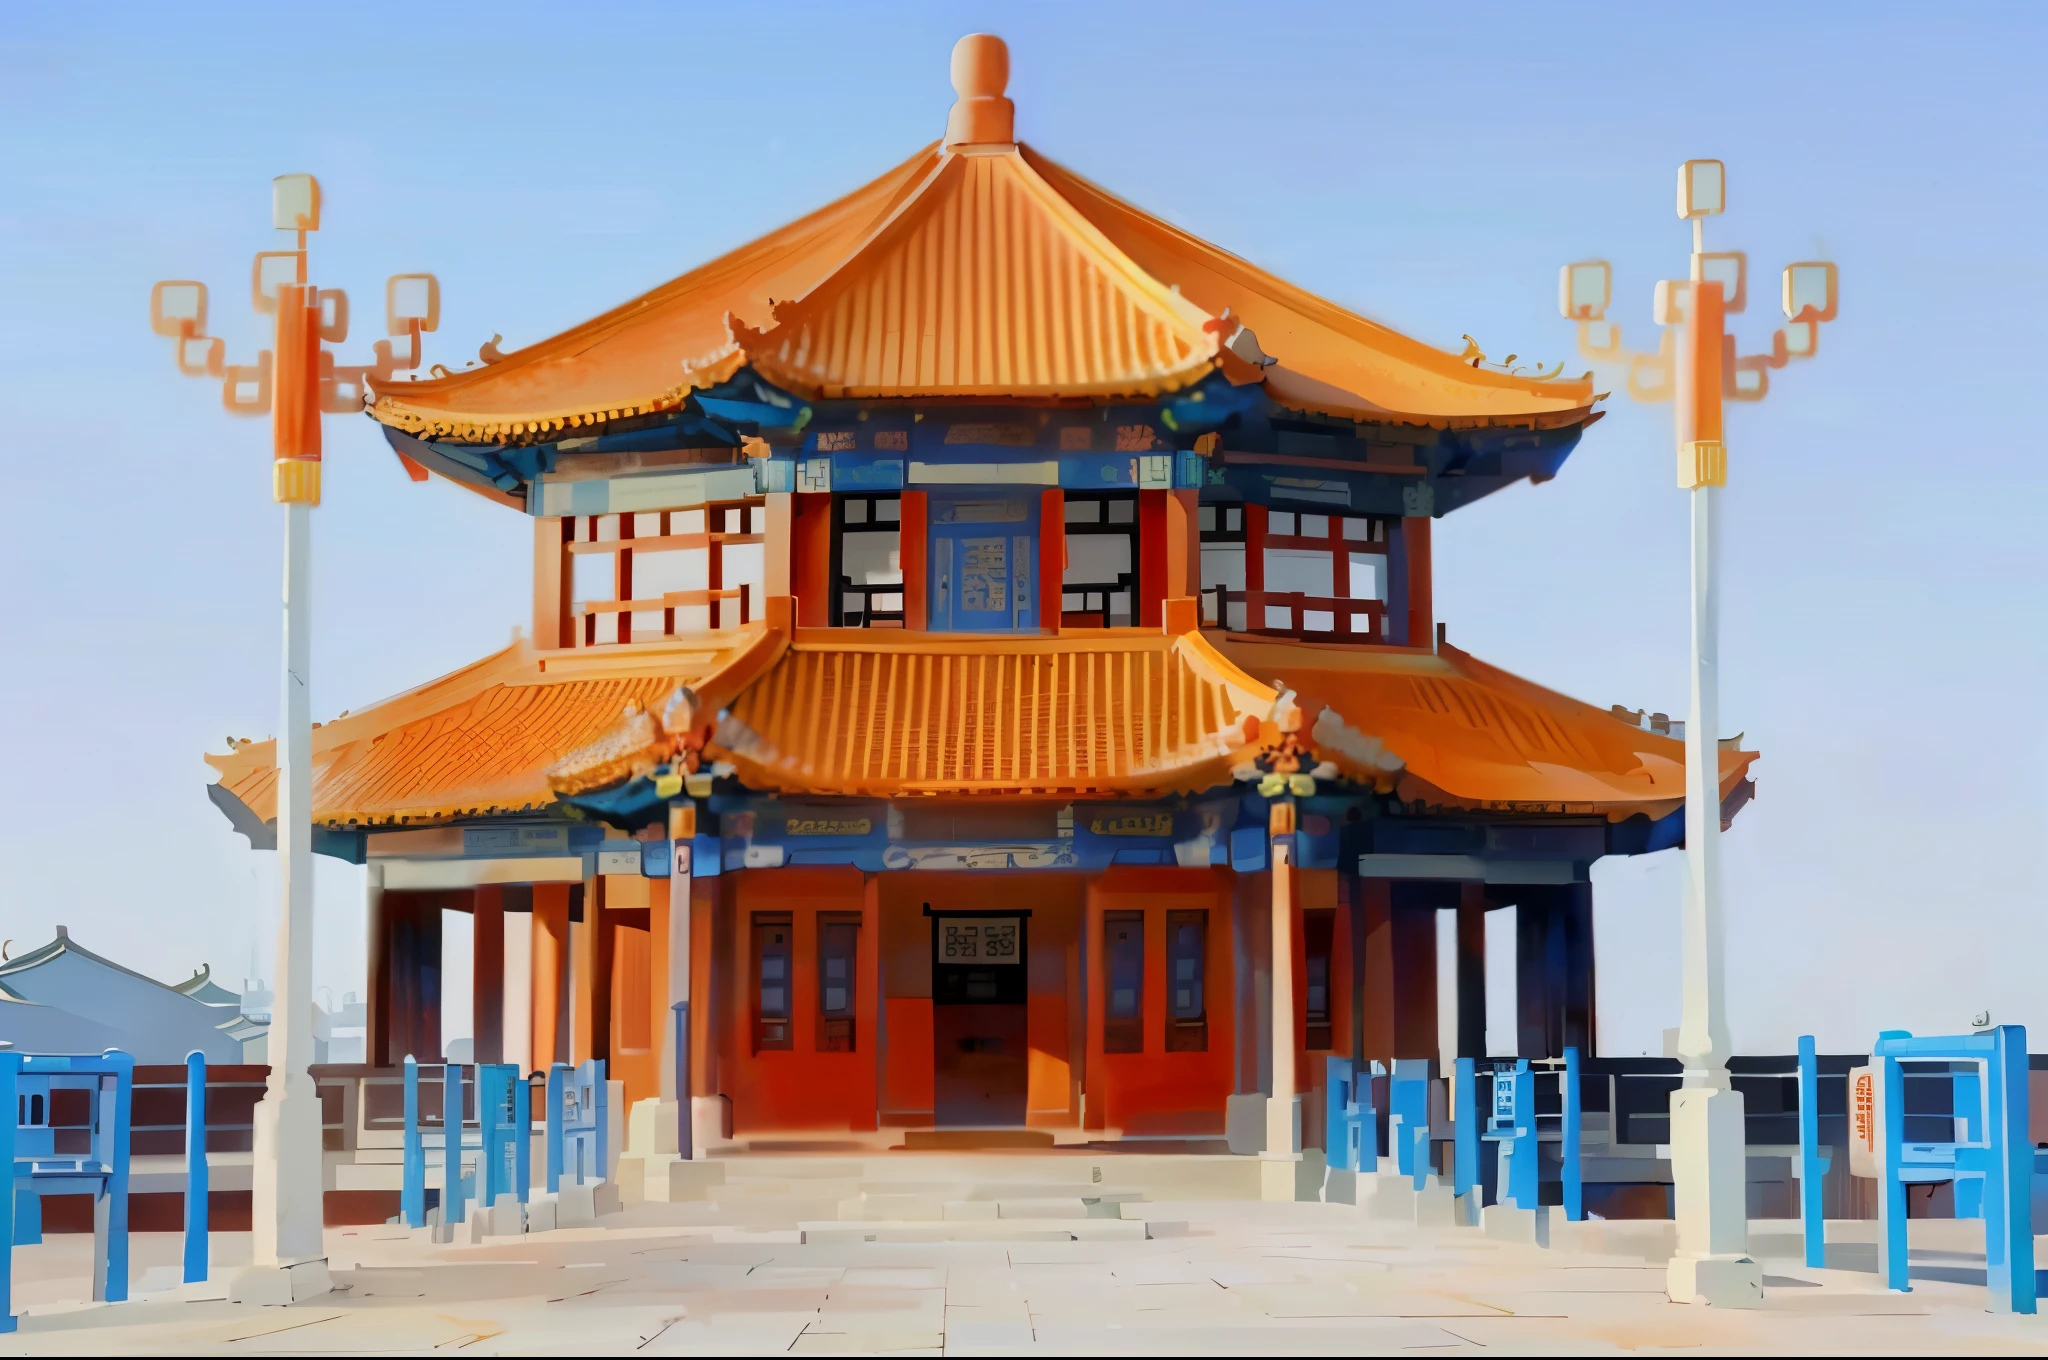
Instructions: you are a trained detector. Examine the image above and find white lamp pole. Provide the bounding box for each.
[152,176,441,1302]
[1560,161,1838,1308]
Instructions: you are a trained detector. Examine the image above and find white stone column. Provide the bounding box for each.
[242,501,331,1302]
[503,908,533,1072]
[1261,807,1299,1200]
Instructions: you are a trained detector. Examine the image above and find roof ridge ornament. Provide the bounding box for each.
[943,33,1015,150]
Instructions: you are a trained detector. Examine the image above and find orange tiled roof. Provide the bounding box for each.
[367,39,1593,443]
[205,629,783,828]
[207,622,1748,828]
[1215,636,1757,820]
[718,149,1219,400]
[709,629,1277,798]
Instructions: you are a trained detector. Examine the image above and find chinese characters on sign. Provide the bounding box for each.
[940,919,1021,963]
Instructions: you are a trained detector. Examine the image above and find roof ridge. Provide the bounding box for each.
[0,927,198,995]
[722,147,1220,400]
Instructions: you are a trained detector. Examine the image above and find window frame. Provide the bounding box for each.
[1165,908,1209,1053]
[752,911,794,1053]
[1060,491,1140,628]
[815,912,860,1052]
[829,493,905,627]
[1103,909,1145,1054]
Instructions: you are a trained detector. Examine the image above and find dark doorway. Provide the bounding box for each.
[929,909,1029,1127]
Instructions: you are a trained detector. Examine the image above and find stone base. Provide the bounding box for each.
[1294,1148,1327,1202]
[1482,1203,1550,1247]
[557,1180,624,1228]
[1666,1254,1764,1308]
[1258,1154,1299,1202]
[1453,1190,1482,1229]
[228,1258,332,1305]
[1413,1180,1458,1228]
[1323,1167,1358,1206]
[525,1197,557,1233]
[467,1193,526,1240]
[1363,1173,1417,1220]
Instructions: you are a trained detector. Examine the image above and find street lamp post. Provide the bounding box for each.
[1560,162,1838,1308]
[152,176,439,1301]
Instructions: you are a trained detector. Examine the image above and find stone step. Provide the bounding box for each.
[799,1217,1152,1245]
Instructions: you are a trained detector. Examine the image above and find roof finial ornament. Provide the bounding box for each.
[944,34,1014,150]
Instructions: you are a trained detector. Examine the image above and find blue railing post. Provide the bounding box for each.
[1452,1057,1478,1207]
[1562,1047,1583,1223]
[514,1071,532,1204]
[94,1051,133,1304]
[592,1059,610,1182]
[477,1065,517,1209]
[673,1001,692,1163]
[182,1051,208,1283]
[1324,1055,1353,1173]
[1358,1060,1380,1168]
[545,1063,567,1194]
[1985,1025,2036,1315]
[1502,1060,1537,1211]
[1,1047,21,1335]
[442,1062,465,1224]
[401,1056,424,1228]
[1878,1054,1909,1292]
[1796,1035,1827,1268]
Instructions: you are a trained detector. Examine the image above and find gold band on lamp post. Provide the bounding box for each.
[274,459,323,504]
[1678,441,1726,490]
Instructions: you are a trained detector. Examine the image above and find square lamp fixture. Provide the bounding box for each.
[1558,260,1611,320]
[272,173,321,232]
[1678,159,1725,219]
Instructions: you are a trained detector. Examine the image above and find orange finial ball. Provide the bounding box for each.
[944,34,1015,149]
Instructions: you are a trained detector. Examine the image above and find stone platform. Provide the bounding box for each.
[0,1155,2040,1354]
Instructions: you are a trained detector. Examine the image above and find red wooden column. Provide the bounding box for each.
[532,517,571,649]
[1082,878,1107,1131]
[530,884,571,1070]
[1039,487,1064,635]
[1404,514,1434,648]
[1456,882,1488,1059]
[365,865,389,1069]
[900,491,928,630]
[472,886,506,1064]
[1137,489,1167,627]
[1359,877,1394,1062]
[791,492,833,626]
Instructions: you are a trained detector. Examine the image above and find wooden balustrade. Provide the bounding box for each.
[1201,586,1386,642]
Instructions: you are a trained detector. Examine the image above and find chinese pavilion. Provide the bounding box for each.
[204,36,1755,1167]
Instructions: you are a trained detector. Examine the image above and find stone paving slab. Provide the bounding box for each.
[0,1171,2044,1354]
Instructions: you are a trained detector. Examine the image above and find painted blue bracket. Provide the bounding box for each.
[1562,1047,1583,1223]
[401,1057,425,1228]
[182,1051,208,1284]
[1796,1035,1829,1268]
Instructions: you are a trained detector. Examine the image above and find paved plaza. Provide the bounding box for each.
[0,1153,2042,1355]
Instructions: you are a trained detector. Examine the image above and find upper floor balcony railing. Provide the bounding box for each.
[1200,587,1387,642]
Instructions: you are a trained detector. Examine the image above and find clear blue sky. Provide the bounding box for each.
[2,2,2040,1053]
